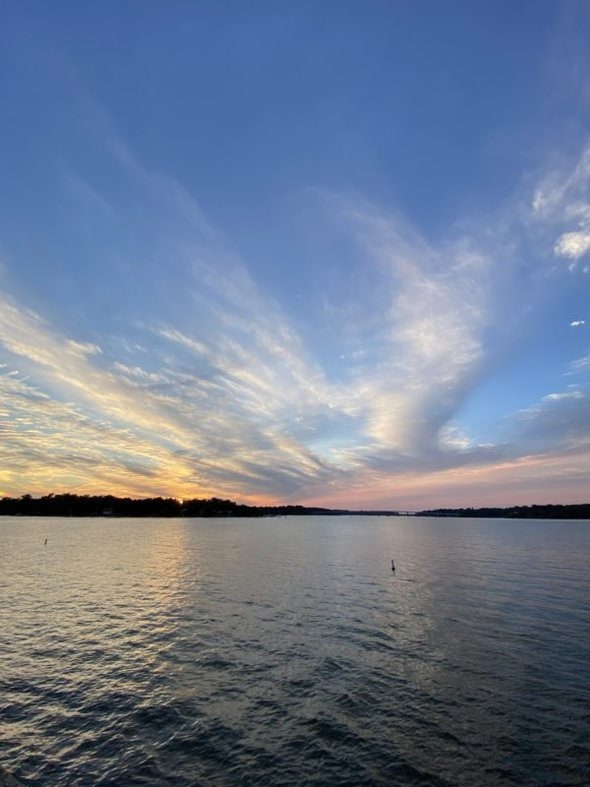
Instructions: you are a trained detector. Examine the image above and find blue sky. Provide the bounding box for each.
[1,1,590,507]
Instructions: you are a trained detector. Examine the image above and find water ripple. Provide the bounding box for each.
[1,516,589,785]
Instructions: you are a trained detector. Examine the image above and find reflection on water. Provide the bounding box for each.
[1,516,589,785]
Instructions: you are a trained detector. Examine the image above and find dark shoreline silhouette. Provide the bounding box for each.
[0,493,397,518]
[416,504,590,519]
[0,494,589,518]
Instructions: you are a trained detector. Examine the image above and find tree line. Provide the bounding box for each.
[2,495,586,519]
[417,504,590,519]
[0,493,339,518]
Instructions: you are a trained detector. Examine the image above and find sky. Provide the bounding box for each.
[1,1,590,509]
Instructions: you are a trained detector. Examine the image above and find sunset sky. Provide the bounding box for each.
[1,1,590,509]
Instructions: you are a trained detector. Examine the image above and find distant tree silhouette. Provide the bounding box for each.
[417,504,590,519]
[0,493,402,518]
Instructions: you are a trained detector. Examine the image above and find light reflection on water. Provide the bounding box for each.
[1,515,589,785]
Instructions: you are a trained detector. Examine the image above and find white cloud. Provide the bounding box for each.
[438,424,475,451]
[511,386,590,458]
[67,340,103,357]
[568,354,590,374]
[532,148,590,217]
[323,196,493,462]
[0,279,347,500]
[4,107,590,504]
[533,143,590,270]
[554,230,590,260]
[543,390,584,401]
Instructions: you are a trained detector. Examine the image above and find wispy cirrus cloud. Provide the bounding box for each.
[512,387,590,456]
[337,199,491,461]
[0,371,194,498]
[0,287,340,500]
[2,118,590,506]
[533,144,590,271]
[568,354,590,375]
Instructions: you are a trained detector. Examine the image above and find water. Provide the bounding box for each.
[1,516,589,786]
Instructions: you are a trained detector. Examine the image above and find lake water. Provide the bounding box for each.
[1,515,589,786]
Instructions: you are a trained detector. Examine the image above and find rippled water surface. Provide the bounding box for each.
[1,516,590,786]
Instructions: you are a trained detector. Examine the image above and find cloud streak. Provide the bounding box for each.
[533,144,590,271]
[2,123,590,506]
